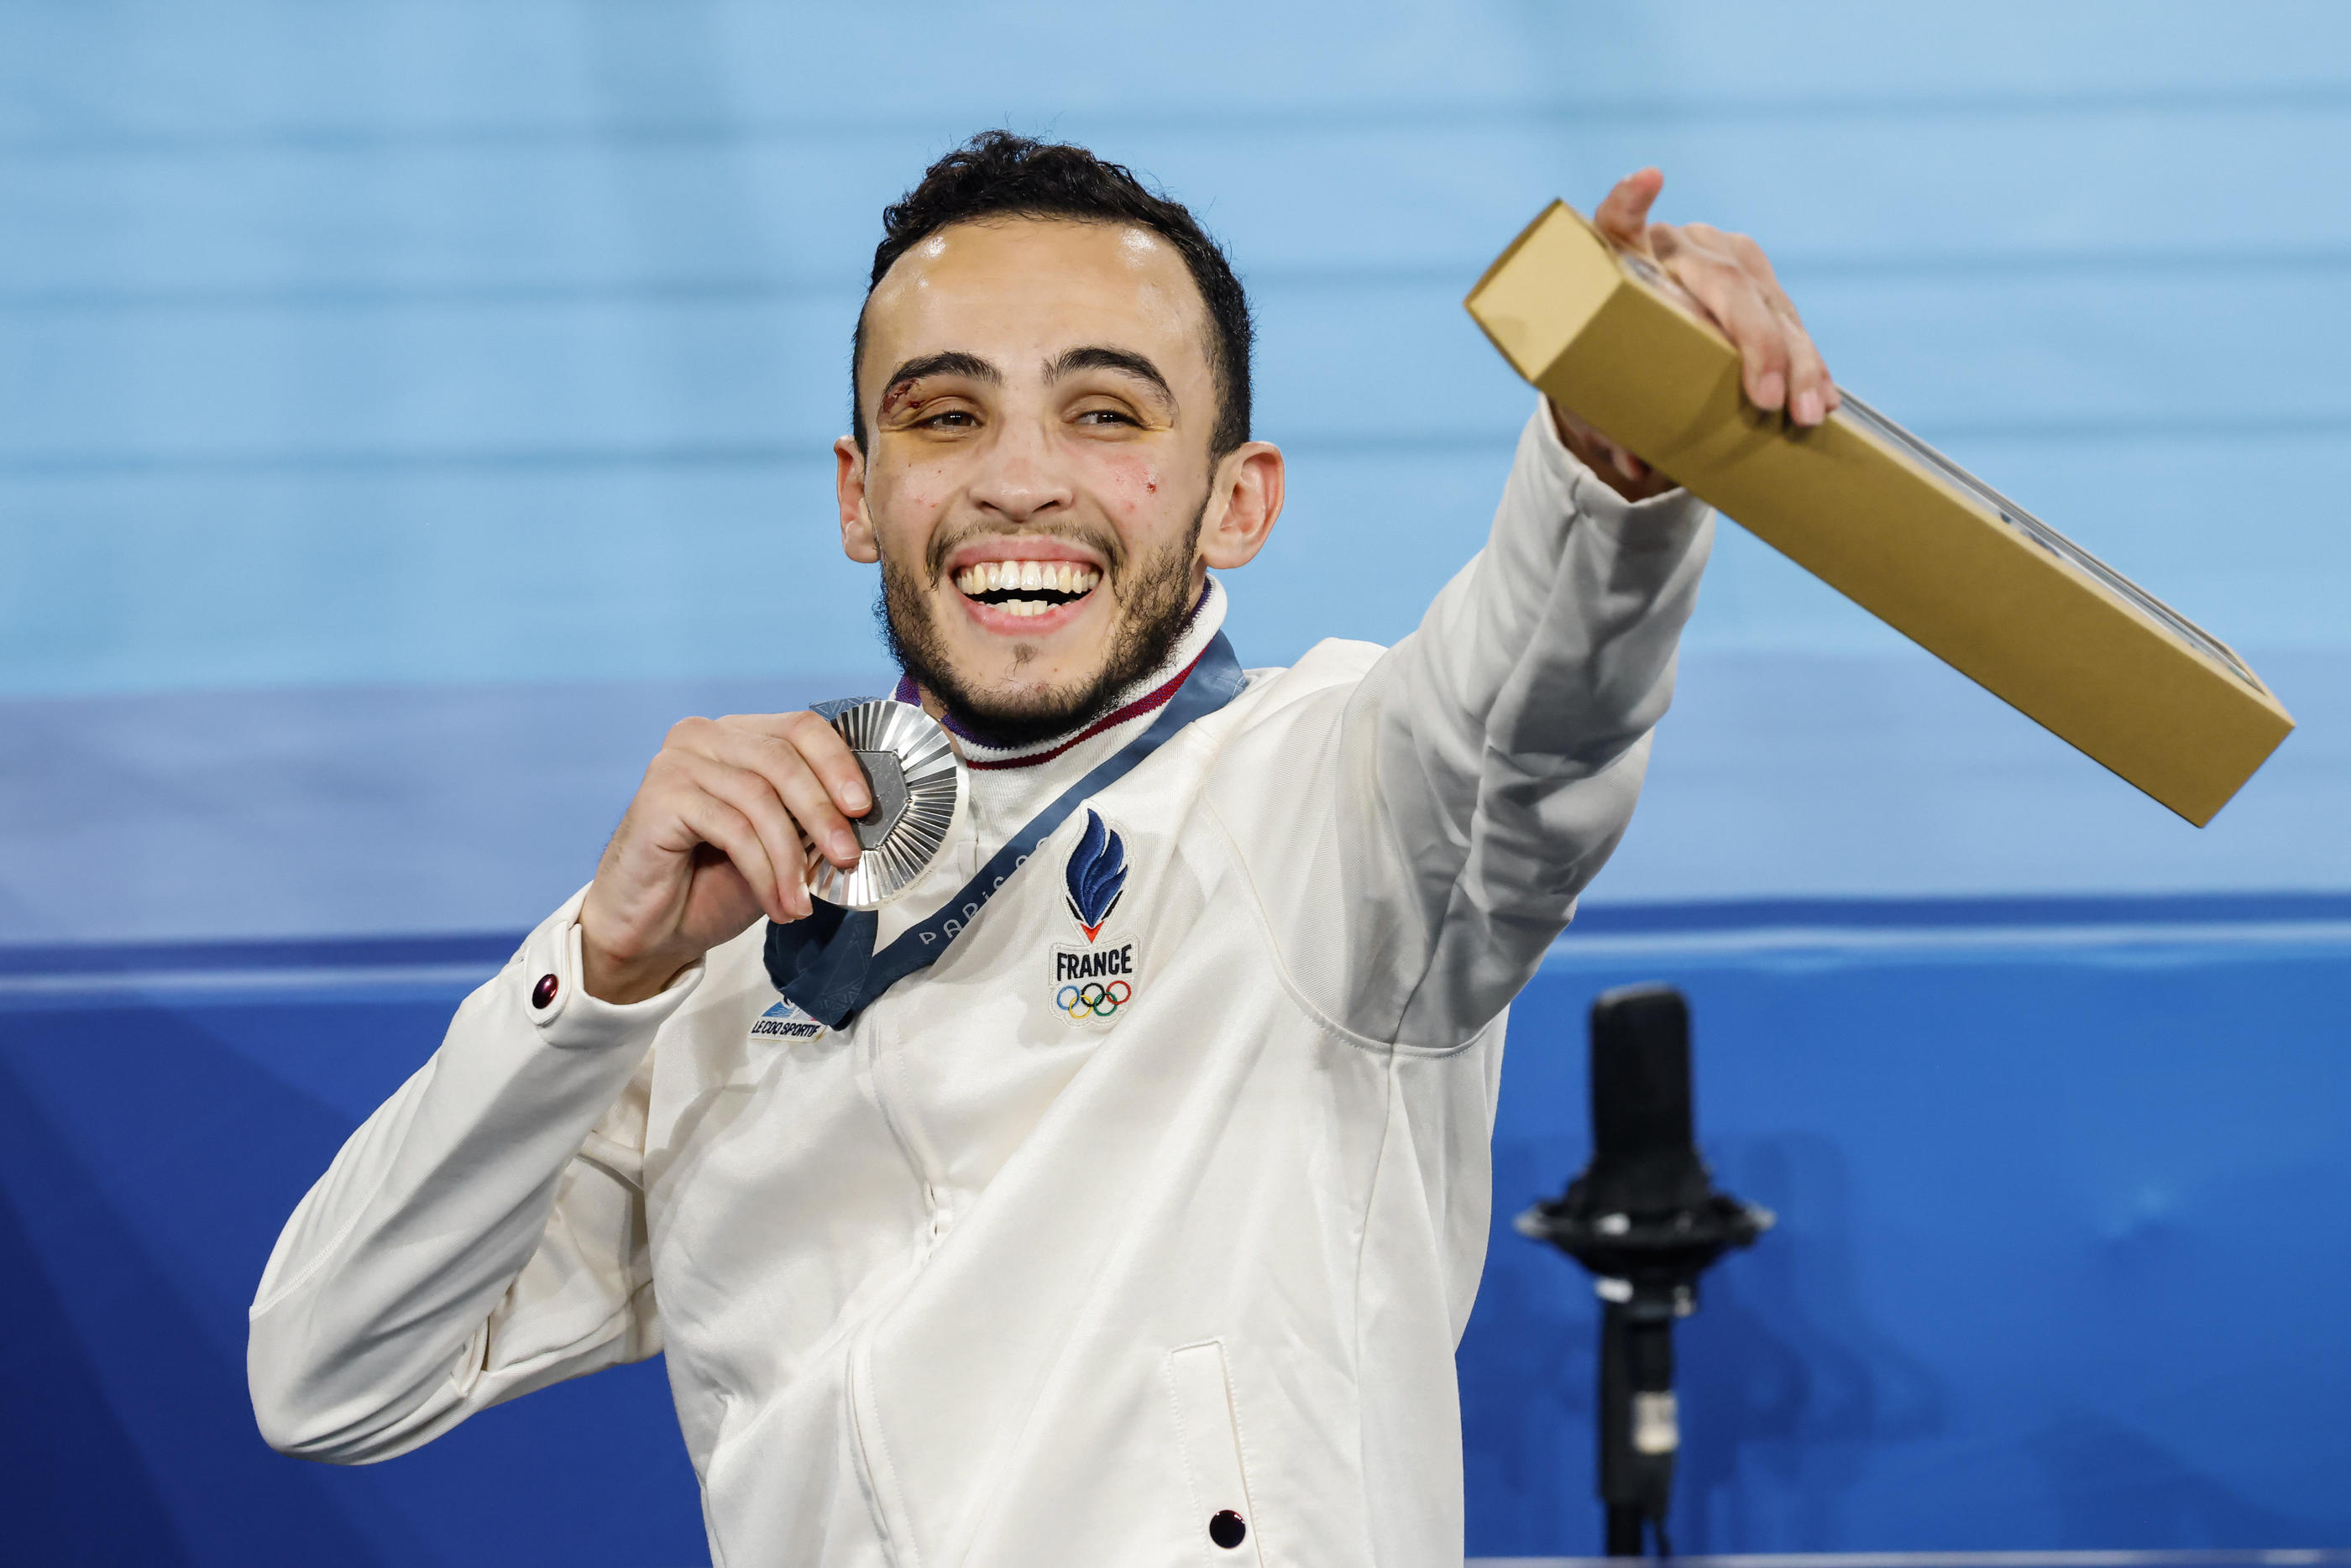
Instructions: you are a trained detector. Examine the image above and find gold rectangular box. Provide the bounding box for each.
[1465,200,2294,826]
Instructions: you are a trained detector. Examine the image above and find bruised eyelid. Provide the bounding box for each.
[880,371,996,410]
[1066,388,1166,424]
[1076,378,1173,416]
[883,386,987,421]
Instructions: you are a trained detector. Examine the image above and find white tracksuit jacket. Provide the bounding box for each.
[248,403,1713,1566]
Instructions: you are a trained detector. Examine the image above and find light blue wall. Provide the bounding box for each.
[6,0,2348,692]
[4,2,2347,935]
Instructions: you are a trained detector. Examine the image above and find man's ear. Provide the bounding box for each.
[835,436,879,563]
[1197,442,1284,570]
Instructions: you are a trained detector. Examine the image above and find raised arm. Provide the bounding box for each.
[1233,170,1830,1048]
[1333,408,1713,1045]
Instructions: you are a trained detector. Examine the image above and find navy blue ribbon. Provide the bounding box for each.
[763,632,1247,1027]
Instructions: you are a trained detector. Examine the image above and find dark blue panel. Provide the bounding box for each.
[5,912,2348,1560]
[1463,944,2351,1554]
[0,992,707,1568]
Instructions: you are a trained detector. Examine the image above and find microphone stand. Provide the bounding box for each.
[1515,984,1773,1556]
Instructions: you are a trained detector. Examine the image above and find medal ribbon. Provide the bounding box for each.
[762,631,1247,1027]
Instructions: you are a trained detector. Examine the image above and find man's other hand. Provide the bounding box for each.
[1548,166,1838,502]
[578,713,875,1003]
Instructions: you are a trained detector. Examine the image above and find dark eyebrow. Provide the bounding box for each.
[881,350,1002,389]
[1047,346,1175,407]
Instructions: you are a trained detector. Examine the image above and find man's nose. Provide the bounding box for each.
[966,416,1075,525]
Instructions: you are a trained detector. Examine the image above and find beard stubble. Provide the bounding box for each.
[876,489,1209,750]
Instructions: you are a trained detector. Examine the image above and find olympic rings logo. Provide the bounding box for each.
[1057,980,1132,1019]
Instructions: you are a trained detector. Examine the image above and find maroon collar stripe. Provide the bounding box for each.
[964,650,1212,772]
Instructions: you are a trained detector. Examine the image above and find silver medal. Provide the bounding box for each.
[804,698,966,910]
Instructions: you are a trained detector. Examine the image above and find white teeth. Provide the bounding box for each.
[954,559,1102,601]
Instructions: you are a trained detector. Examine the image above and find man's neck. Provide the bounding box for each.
[895,579,1226,773]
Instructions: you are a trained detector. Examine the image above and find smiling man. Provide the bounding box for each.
[250,133,1832,1565]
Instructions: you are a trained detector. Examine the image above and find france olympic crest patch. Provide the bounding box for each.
[1051,808,1138,1027]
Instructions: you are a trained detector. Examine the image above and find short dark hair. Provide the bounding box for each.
[851,130,1254,459]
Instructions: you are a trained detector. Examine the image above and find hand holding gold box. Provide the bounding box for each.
[1465,199,2293,826]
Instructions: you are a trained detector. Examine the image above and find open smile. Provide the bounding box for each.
[953,558,1102,617]
[947,553,1106,637]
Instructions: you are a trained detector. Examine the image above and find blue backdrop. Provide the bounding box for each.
[3,2,2346,1560]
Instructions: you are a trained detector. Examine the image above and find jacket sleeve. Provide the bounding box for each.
[246,889,704,1463]
[1220,400,1710,1049]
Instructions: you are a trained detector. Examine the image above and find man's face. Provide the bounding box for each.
[836,217,1274,743]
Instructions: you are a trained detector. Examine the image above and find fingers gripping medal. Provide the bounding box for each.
[804,698,966,910]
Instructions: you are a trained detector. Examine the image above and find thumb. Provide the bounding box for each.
[1592,167,1665,253]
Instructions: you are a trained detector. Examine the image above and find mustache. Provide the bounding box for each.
[920,519,1130,589]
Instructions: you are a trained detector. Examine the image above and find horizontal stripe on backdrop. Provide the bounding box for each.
[7,893,2346,1005]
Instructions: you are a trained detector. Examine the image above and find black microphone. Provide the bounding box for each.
[1584,985,1713,1218]
[1516,984,1773,1558]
